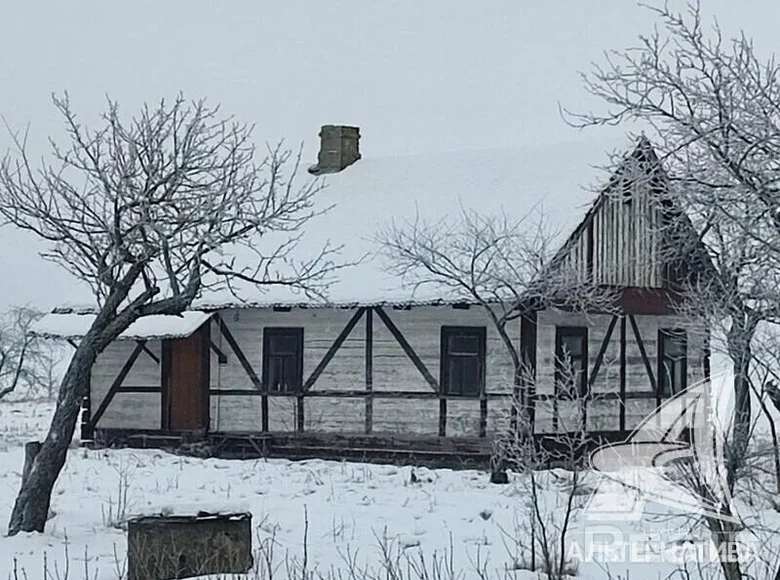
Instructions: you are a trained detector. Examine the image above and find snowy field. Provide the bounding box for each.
[2,401,780,580]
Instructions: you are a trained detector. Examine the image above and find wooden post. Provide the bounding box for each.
[365,308,373,435]
[519,311,538,433]
[619,315,627,433]
[438,398,447,437]
[479,397,488,437]
[296,394,304,433]
[161,340,171,430]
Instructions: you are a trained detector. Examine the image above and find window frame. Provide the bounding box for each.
[555,326,589,399]
[440,326,487,398]
[262,327,304,393]
[658,328,687,397]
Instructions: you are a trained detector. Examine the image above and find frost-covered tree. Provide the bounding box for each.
[0,307,59,401]
[377,208,616,436]
[2,94,342,535]
[568,3,780,578]
[568,0,780,482]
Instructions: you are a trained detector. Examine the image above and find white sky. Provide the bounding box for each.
[0,0,778,311]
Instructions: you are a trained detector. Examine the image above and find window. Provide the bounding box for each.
[555,327,588,398]
[658,329,687,396]
[441,326,486,396]
[262,328,303,393]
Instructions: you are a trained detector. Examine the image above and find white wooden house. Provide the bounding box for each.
[31,127,709,463]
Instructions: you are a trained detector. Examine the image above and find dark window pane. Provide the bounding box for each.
[666,337,685,359]
[273,356,300,392]
[268,357,287,392]
[659,329,687,396]
[441,327,485,397]
[661,331,686,358]
[559,363,582,396]
[672,361,684,394]
[448,335,479,356]
[264,328,303,393]
[448,359,463,395]
[270,335,299,355]
[560,334,585,358]
[555,327,588,399]
[661,360,674,396]
[461,358,480,395]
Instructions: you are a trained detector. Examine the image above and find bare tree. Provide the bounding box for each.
[1,94,343,535]
[494,357,602,579]
[566,0,780,485]
[743,326,780,493]
[376,207,616,454]
[0,307,57,400]
[664,206,779,493]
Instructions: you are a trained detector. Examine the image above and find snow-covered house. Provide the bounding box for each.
[31,127,709,463]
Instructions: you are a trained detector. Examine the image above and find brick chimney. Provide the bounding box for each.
[308,125,361,174]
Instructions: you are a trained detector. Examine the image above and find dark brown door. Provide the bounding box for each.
[163,326,209,432]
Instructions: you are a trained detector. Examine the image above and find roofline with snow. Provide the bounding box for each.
[49,296,520,316]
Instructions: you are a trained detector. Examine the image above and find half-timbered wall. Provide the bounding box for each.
[88,305,707,439]
[560,174,666,288]
[208,306,517,437]
[91,340,162,429]
[533,308,707,434]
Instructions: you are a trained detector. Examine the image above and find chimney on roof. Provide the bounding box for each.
[308,125,361,174]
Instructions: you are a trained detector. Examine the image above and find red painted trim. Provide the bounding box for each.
[617,287,683,315]
[550,286,684,315]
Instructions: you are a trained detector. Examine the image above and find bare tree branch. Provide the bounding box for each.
[568,3,780,577]
[0,307,59,401]
[376,204,618,424]
[4,94,346,535]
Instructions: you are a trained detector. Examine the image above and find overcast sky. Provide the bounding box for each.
[0,0,778,311]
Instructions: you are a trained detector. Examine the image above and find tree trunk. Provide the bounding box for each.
[725,313,757,493]
[7,345,95,535]
[708,518,744,580]
[731,355,751,477]
[21,442,42,484]
[757,382,780,494]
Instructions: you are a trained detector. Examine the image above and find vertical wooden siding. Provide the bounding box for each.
[561,176,665,288]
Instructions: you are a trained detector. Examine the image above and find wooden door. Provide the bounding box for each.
[163,326,209,432]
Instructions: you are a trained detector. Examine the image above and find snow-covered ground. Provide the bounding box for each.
[2,400,780,580]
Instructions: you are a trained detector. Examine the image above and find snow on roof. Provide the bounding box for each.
[30,311,212,340]
[192,138,627,308]
[29,137,628,311]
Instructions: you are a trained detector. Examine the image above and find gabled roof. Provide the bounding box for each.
[193,138,626,308]
[40,136,632,313]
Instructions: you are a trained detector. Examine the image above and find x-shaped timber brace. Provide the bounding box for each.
[533,314,669,436]
[210,306,516,437]
[80,309,694,441]
[79,339,162,439]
